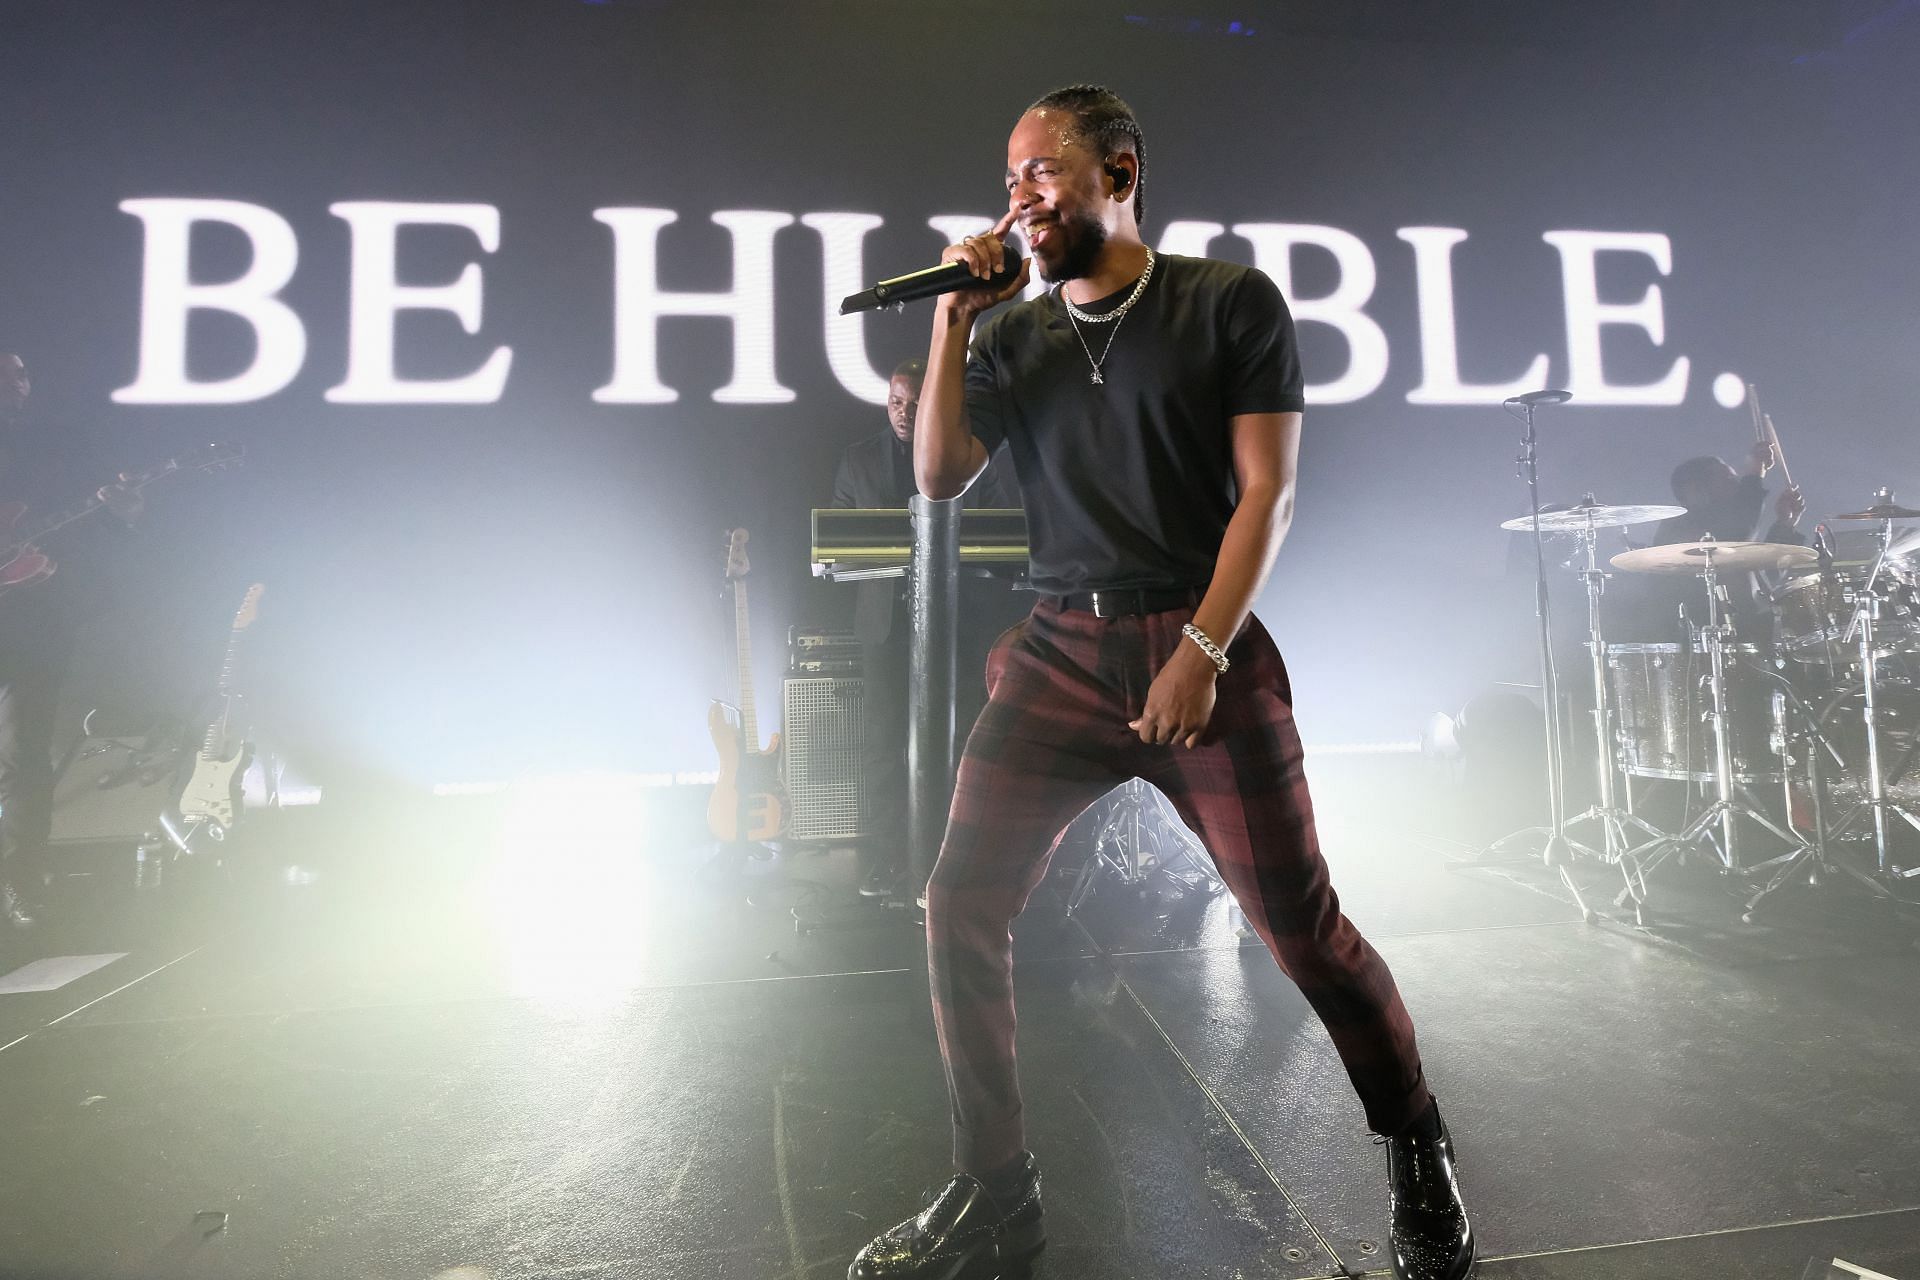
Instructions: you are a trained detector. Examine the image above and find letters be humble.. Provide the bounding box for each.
[112,198,1693,409]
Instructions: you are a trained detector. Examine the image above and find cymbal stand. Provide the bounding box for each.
[1554,503,1673,906]
[1480,396,1591,918]
[1823,506,1920,883]
[1742,675,1888,918]
[1631,545,1815,894]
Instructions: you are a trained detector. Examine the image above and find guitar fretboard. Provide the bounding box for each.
[201,629,248,760]
[3,460,179,556]
[733,577,758,749]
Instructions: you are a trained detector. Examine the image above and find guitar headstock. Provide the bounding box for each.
[231,582,266,631]
[724,528,750,581]
[190,441,246,473]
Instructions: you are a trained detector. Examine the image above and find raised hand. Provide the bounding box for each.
[1775,483,1805,526]
[934,208,1031,322]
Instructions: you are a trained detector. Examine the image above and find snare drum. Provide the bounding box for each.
[1605,641,1784,783]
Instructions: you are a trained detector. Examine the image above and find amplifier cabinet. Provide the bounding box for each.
[782,676,865,841]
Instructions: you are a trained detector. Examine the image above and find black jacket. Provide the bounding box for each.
[829,431,1019,643]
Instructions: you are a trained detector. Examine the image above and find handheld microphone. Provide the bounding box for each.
[1503,389,1573,408]
[840,243,1024,315]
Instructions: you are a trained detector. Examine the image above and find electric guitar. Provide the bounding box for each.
[177,583,265,835]
[706,529,787,842]
[0,441,244,600]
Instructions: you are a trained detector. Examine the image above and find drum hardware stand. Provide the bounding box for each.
[1479,390,1592,920]
[1557,500,1675,884]
[1065,779,1225,917]
[1626,545,1817,901]
[1738,667,1888,918]
[1822,500,1920,883]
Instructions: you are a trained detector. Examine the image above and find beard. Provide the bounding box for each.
[1033,207,1109,283]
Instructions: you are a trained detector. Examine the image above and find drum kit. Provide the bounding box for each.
[1487,389,1919,924]
[1494,493,1920,922]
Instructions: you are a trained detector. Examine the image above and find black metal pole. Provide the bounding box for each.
[907,493,961,898]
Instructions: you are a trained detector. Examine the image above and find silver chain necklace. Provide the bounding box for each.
[1060,250,1155,386]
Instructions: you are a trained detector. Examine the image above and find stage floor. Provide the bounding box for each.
[2,783,1918,1280]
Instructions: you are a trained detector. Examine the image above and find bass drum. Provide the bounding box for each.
[1605,641,1784,783]
[1811,684,1920,845]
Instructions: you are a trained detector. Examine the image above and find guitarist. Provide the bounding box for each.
[0,349,144,929]
[830,357,1020,896]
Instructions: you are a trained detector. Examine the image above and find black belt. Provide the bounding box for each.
[1048,587,1204,617]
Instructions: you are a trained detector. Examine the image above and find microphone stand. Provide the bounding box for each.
[1482,393,1592,919]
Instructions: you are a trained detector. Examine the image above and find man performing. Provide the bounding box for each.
[1658,443,1804,551]
[831,359,1017,896]
[1613,440,1806,641]
[0,349,142,929]
[848,88,1472,1280]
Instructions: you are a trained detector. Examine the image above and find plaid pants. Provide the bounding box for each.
[925,598,1431,1174]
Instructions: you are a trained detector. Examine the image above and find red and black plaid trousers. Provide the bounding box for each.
[925,598,1431,1174]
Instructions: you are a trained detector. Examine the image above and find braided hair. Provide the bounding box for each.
[1026,85,1148,229]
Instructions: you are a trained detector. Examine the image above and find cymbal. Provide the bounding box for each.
[1812,528,1917,569]
[1830,502,1920,521]
[1499,502,1686,532]
[1610,541,1818,575]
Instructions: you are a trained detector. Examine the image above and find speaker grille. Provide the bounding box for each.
[782,677,865,841]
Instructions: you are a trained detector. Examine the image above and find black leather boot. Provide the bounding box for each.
[1385,1104,1474,1280]
[849,1153,1043,1280]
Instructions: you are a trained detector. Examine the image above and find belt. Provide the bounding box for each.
[1048,587,1204,617]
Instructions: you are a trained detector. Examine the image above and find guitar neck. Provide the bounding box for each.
[200,629,248,759]
[734,578,758,749]
[12,462,176,549]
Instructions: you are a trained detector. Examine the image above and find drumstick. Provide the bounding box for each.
[1746,382,1765,443]
[1763,413,1794,490]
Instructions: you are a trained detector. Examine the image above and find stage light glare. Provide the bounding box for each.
[480,772,661,1010]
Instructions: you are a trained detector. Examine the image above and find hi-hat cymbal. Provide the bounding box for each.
[1610,541,1818,575]
[1499,501,1686,532]
[1811,528,1917,569]
[1830,502,1920,521]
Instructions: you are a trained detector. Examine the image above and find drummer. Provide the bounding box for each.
[1617,441,1805,639]
[1652,441,1804,551]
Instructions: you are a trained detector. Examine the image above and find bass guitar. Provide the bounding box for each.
[706,529,787,842]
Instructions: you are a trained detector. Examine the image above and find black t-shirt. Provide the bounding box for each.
[1650,474,1800,549]
[1610,475,1804,639]
[964,253,1304,595]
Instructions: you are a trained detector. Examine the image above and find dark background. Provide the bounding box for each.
[2,0,1914,788]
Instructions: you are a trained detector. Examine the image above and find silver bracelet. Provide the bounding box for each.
[1180,623,1230,673]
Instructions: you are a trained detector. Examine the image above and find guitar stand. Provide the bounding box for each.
[156,813,229,857]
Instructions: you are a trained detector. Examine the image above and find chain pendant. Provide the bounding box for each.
[1090,369,1104,385]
